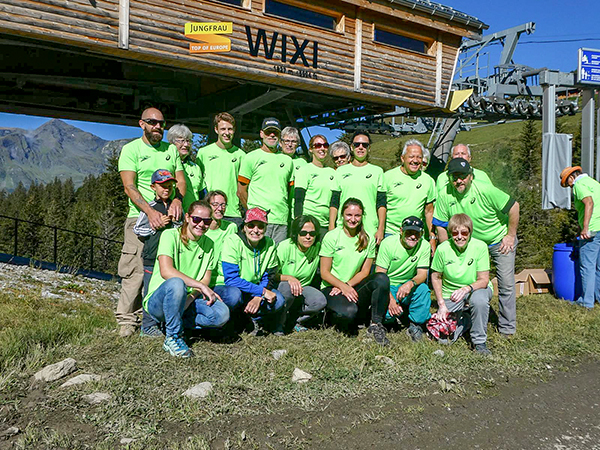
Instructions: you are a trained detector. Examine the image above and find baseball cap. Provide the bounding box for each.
[560,166,582,187]
[151,169,176,184]
[447,158,471,175]
[402,216,424,233]
[244,207,269,224]
[261,117,281,132]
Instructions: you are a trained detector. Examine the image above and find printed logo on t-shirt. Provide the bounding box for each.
[232,158,238,163]
[366,174,373,179]
[311,173,318,179]
[190,173,195,177]
[449,201,457,208]
[393,182,403,188]
[445,260,455,266]
[140,155,151,162]
[280,163,286,168]
[411,256,418,262]
[166,155,171,161]
[287,260,296,265]
[342,174,352,179]
[330,176,334,180]
[209,156,219,161]
[295,165,301,170]
[257,160,267,167]
[470,197,476,204]
[467,258,474,265]
[334,246,345,253]
[416,183,422,189]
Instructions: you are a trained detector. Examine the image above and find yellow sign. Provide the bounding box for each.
[185,22,232,54]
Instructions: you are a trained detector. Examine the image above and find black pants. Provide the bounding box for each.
[323,272,390,330]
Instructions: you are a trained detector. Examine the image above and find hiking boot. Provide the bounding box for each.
[162,336,194,358]
[248,320,266,337]
[140,325,164,338]
[119,324,137,337]
[272,331,285,337]
[366,323,390,347]
[474,343,492,356]
[406,322,424,342]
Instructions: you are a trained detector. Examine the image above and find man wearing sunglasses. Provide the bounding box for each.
[116,107,187,337]
[436,144,492,195]
[238,117,294,244]
[433,158,520,338]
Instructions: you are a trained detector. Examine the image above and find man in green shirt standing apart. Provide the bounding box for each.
[433,158,519,337]
[117,107,186,337]
[561,166,600,308]
[238,118,294,243]
[197,112,246,227]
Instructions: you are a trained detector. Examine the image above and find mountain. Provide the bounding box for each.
[0,119,133,192]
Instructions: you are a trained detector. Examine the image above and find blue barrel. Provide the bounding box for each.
[552,243,582,302]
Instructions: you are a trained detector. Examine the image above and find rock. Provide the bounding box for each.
[120,438,136,445]
[182,382,213,399]
[271,349,287,360]
[60,374,101,388]
[375,355,395,366]
[83,392,112,404]
[33,358,77,382]
[433,349,445,357]
[41,290,60,299]
[1,426,20,437]
[292,368,312,383]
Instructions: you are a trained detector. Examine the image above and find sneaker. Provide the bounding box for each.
[248,321,266,337]
[406,323,424,342]
[474,343,492,356]
[119,324,137,337]
[162,336,194,358]
[293,325,309,333]
[366,323,390,347]
[140,325,164,338]
[272,331,285,337]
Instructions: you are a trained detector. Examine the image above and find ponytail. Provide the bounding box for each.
[341,197,369,252]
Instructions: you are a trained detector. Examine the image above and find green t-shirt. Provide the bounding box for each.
[573,174,600,232]
[205,220,237,286]
[431,237,490,299]
[334,163,385,236]
[216,233,278,285]
[434,179,512,245]
[319,227,376,288]
[276,238,320,287]
[239,149,294,225]
[197,142,245,218]
[436,167,492,194]
[292,156,308,173]
[288,156,308,220]
[180,155,205,212]
[384,167,436,235]
[376,235,430,285]
[294,163,337,227]
[118,138,183,218]
[143,228,215,310]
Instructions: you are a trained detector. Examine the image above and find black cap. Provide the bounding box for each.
[402,216,424,233]
[261,117,281,132]
[447,158,471,175]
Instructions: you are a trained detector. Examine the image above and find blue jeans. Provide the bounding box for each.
[385,283,431,325]
[145,277,187,338]
[182,298,230,329]
[214,285,244,311]
[577,233,600,308]
[216,286,285,329]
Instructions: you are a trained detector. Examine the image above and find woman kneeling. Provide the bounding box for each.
[143,201,230,358]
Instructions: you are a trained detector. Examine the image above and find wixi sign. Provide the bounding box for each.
[245,26,318,69]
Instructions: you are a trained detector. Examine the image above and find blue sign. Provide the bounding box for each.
[578,48,600,85]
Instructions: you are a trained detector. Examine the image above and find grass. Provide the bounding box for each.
[2,273,600,448]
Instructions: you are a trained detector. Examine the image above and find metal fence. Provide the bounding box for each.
[0,214,123,275]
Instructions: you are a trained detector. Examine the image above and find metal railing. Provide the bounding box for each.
[0,214,123,274]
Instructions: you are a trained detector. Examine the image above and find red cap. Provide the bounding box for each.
[244,207,268,224]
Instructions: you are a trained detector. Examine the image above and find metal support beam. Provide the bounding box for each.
[229,89,290,116]
[542,84,556,134]
[581,90,595,178]
[596,104,600,181]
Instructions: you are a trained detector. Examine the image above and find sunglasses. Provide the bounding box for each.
[452,230,470,237]
[451,173,470,181]
[352,142,370,149]
[190,216,212,226]
[246,221,266,230]
[312,142,329,149]
[142,118,166,128]
[299,230,318,237]
[332,154,347,161]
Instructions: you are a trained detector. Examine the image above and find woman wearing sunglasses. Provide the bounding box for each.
[277,215,326,332]
[320,198,391,346]
[143,201,230,358]
[294,135,336,239]
[217,207,286,336]
[431,213,493,355]
[329,141,351,168]
[329,131,386,245]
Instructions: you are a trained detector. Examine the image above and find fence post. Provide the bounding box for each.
[90,236,94,271]
[13,218,18,256]
[53,227,58,265]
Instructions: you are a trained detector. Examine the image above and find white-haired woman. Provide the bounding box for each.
[167,124,205,211]
[329,141,351,168]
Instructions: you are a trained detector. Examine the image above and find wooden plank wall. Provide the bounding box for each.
[0,0,467,109]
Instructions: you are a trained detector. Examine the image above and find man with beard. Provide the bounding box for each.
[116,107,186,337]
[237,118,294,243]
[434,158,519,338]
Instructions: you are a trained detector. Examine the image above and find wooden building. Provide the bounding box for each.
[0,0,487,134]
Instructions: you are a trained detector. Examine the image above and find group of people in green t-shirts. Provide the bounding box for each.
[118,108,520,358]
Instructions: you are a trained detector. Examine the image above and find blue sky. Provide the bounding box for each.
[1,0,598,142]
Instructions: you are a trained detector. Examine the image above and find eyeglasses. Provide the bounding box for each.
[210,202,227,210]
[246,222,266,230]
[298,230,318,237]
[451,230,470,237]
[312,142,329,149]
[190,216,212,226]
[352,142,370,149]
[174,138,191,144]
[283,139,298,145]
[332,154,347,161]
[142,118,166,128]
